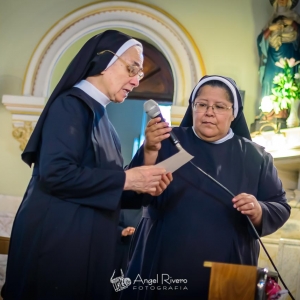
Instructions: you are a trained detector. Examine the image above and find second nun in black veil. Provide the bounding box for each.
[121,75,290,300]
[2,30,172,300]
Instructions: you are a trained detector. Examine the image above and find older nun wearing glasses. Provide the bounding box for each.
[121,75,290,300]
[2,30,172,300]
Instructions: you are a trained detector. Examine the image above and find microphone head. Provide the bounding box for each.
[144,99,161,118]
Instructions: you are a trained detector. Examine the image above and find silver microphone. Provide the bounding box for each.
[144,99,182,151]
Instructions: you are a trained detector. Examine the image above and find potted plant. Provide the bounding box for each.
[261,57,300,127]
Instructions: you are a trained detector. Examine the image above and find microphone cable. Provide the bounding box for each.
[143,99,294,298]
[188,159,295,300]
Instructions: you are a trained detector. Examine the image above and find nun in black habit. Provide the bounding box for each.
[2,30,172,300]
[121,75,291,300]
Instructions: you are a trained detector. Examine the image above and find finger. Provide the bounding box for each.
[240,206,256,217]
[166,173,173,181]
[149,175,163,182]
[148,167,166,175]
[155,186,163,195]
[233,195,256,208]
[162,173,173,184]
[147,120,169,130]
[146,181,161,189]
[147,118,169,130]
[145,131,171,144]
[152,180,161,187]
[147,187,157,193]
[158,180,167,191]
[145,130,170,145]
[234,199,252,209]
[151,176,171,196]
[232,193,249,202]
[236,202,255,212]
[149,186,163,196]
[159,174,171,187]
[147,125,171,135]
[147,117,162,126]
[146,132,170,143]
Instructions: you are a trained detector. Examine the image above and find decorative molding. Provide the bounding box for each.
[12,121,34,151]
[2,95,45,114]
[22,1,205,105]
[2,1,206,147]
[2,95,45,150]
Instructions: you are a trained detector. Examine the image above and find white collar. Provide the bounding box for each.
[74,80,111,107]
[192,127,234,144]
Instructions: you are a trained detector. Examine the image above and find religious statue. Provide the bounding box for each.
[257,0,300,100]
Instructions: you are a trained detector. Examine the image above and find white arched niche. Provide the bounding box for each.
[25,1,205,104]
[3,1,205,149]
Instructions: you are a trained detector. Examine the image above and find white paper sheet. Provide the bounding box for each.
[156,148,194,173]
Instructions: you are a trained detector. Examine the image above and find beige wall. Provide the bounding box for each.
[0,0,275,196]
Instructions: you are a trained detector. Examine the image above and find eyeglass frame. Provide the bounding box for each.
[192,101,233,115]
[97,50,144,80]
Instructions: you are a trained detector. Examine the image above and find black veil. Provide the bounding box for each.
[22,30,139,166]
[180,75,251,140]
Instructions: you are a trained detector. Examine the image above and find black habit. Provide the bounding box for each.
[2,30,144,300]
[2,88,141,300]
[121,127,290,300]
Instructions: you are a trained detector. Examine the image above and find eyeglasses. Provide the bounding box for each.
[193,102,233,114]
[97,50,144,80]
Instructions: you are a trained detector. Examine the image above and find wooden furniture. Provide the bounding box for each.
[0,236,10,255]
[204,261,258,300]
